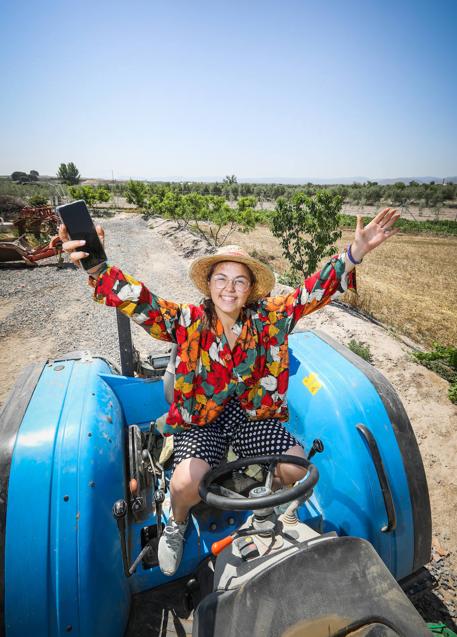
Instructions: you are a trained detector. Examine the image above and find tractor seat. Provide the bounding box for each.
[192,536,430,637]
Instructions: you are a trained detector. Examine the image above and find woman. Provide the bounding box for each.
[60,206,400,576]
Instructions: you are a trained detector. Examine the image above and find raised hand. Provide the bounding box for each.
[58,223,105,274]
[351,207,400,262]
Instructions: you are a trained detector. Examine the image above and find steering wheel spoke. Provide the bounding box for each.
[210,484,248,499]
[265,460,278,492]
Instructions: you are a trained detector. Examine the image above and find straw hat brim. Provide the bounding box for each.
[189,252,276,302]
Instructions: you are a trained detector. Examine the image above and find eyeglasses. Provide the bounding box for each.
[210,274,252,292]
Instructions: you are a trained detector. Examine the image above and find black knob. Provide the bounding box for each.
[307,439,324,460]
[154,489,165,504]
[132,497,145,513]
[112,499,128,519]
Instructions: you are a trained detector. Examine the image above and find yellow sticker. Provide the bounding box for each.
[303,372,322,395]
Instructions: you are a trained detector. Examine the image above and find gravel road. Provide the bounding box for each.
[0,213,201,400]
[0,212,456,632]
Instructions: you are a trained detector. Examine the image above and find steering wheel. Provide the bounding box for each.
[198,454,319,511]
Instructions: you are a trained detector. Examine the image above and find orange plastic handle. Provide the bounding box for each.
[211,535,234,556]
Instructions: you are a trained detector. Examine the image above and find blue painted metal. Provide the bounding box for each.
[3,331,418,635]
[4,359,249,635]
[286,331,414,579]
[5,358,129,637]
[99,373,170,427]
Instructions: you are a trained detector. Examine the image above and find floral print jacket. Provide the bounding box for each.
[94,253,355,435]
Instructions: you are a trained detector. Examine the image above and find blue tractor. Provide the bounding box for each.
[1,328,434,636]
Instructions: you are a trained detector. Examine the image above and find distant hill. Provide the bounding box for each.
[129,175,457,185]
[235,176,457,185]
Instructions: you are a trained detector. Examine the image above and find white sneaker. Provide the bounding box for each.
[158,518,188,576]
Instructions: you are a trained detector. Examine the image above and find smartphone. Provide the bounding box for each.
[57,200,107,271]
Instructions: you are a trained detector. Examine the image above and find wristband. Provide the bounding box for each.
[347,244,363,265]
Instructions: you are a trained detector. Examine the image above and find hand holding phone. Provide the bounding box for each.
[57,200,107,272]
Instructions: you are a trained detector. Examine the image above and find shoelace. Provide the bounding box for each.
[164,525,185,549]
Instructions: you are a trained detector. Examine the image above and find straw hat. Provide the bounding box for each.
[189,245,276,302]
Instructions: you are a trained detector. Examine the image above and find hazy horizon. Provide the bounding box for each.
[4,173,455,186]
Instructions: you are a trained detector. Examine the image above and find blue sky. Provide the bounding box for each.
[1,0,456,181]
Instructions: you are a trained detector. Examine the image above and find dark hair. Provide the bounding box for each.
[202,262,256,330]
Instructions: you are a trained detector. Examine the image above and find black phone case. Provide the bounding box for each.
[57,200,107,271]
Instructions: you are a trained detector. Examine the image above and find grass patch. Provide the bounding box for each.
[339,214,457,236]
[413,344,457,404]
[347,339,373,363]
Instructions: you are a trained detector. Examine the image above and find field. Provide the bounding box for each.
[229,225,457,349]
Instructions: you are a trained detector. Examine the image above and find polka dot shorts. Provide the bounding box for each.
[173,399,302,469]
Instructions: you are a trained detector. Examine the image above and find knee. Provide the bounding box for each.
[277,445,307,486]
[279,465,308,485]
[170,472,197,500]
[170,458,210,500]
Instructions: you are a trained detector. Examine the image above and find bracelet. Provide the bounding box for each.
[347,244,363,265]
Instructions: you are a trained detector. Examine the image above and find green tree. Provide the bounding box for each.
[271,190,343,283]
[95,186,111,204]
[69,185,93,206]
[149,190,261,247]
[11,171,28,182]
[57,162,81,185]
[125,180,147,209]
[68,185,103,207]
[11,171,39,183]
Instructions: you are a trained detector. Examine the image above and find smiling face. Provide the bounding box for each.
[208,261,253,321]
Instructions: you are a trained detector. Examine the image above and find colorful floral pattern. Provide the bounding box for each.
[94,253,355,435]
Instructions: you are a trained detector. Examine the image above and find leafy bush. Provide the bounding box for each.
[271,190,342,279]
[95,186,110,203]
[29,194,49,207]
[413,344,457,404]
[347,339,373,363]
[339,214,457,236]
[449,384,457,404]
[278,270,303,287]
[125,180,148,208]
[146,190,262,246]
[68,185,110,207]
[69,185,96,206]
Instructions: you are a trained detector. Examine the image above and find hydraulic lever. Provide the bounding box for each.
[307,438,324,461]
[112,499,131,577]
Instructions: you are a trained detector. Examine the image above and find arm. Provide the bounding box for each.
[263,251,356,333]
[263,207,400,332]
[92,265,185,343]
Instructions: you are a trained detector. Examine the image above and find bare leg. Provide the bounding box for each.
[170,457,211,522]
[275,444,307,486]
